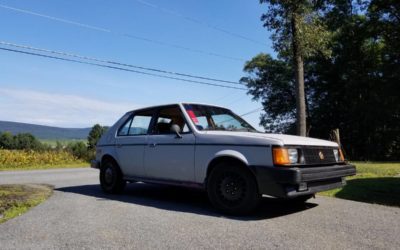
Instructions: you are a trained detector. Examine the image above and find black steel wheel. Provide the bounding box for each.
[207,163,260,215]
[100,159,126,194]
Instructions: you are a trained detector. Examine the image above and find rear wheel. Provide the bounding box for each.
[100,159,126,194]
[207,163,260,215]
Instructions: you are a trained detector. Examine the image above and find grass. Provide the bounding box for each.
[0,184,53,223]
[320,162,400,207]
[39,139,87,148]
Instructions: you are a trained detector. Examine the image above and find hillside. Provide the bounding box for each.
[0,121,91,140]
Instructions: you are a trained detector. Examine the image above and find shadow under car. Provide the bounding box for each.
[56,183,318,220]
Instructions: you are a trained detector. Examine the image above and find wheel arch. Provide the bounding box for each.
[205,154,261,214]
[101,154,120,169]
[205,151,257,187]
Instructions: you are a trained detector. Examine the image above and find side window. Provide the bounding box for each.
[117,112,153,136]
[118,118,132,136]
[182,123,190,133]
[152,106,191,135]
[128,115,152,135]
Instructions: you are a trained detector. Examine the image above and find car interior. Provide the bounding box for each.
[153,106,189,134]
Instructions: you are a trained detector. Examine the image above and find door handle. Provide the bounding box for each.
[149,143,157,148]
[116,144,123,148]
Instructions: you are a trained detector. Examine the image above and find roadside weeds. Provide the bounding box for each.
[0,184,53,223]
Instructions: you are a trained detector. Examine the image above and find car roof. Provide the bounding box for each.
[126,102,228,114]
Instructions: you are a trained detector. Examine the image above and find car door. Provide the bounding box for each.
[115,109,155,178]
[144,105,195,182]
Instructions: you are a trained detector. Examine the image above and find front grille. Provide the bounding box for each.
[302,147,336,165]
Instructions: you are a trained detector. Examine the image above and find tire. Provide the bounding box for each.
[207,163,261,215]
[100,159,126,194]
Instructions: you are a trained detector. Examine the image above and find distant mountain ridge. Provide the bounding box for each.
[0,121,91,140]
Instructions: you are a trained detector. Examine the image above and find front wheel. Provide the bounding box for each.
[100,160,126,194]
[207,163,260,215]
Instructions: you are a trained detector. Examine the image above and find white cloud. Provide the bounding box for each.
[0,88,140,127]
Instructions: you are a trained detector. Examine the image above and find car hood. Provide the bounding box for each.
[202,131,338,147]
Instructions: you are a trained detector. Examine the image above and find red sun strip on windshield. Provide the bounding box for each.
[187,110,199,124]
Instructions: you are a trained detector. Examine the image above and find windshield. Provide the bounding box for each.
[183,104,257,132]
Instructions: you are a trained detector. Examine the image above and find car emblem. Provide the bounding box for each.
[319,151,325,160]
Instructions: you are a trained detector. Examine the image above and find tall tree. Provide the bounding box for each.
[244,0,399,160]
[87,124,107,149]
[259,0,331,136]
[241,54,296,133]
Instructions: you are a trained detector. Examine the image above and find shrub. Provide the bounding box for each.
[0,132,43,151]
[66,141,92,161]
[0,149,85,169]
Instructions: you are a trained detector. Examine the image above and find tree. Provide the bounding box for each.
[14,133,41,150]
[303,0,399,160]
[259,0,331,136]
[0,132,15,149]
[241,54,296,133]
[244,0,399,160]
[87,124,107,149]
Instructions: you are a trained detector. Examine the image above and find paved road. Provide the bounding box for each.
[0,168,399,249]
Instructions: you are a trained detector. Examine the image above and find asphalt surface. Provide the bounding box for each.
[0,168,399,250]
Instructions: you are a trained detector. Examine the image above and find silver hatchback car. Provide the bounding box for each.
[92,103,356,214]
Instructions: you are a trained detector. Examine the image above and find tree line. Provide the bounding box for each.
[0,124,107,161]
[242,0,399,160]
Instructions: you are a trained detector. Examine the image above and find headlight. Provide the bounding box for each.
[333,148,345,162]
[273,147,299,165]
[288,148,298,164]
[333,149,339,162]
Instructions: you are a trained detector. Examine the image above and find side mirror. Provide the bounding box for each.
[170,124,182,138]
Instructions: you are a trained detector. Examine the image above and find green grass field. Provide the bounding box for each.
[320,162,400,207]
[0,184,53,223]
[39,139,87,148]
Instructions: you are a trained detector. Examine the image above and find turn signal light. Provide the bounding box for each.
[273,148,290,165]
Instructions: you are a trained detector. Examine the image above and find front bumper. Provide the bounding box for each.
[91,160,100,169]
[250,164,356,198]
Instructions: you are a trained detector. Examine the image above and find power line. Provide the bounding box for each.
[219,107,263,125]
[225,95,250,106]
[240,107,263,117]
[0,46,247,90]
[0,41,244,86]
[0,4,245,62]
[212,89,239,102]
[134,0,267,47]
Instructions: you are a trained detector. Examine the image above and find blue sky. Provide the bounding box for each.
[0,0,273,129]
